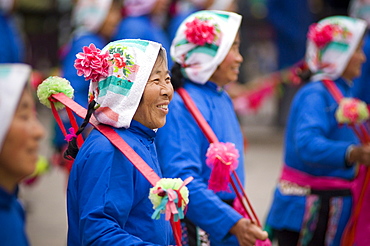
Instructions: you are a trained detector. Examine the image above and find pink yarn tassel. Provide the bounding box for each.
[206,142,239,192]
[208,157,232,192]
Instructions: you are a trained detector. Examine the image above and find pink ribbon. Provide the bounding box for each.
[65,127,77,142]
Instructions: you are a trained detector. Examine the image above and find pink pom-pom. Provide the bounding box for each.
[74,43,110,82]
[206,142,239,192]
[185,18,217,46]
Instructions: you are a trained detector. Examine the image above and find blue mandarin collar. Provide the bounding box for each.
[0,186,18,208]
[336,77,352,88]
[126,120,156,143]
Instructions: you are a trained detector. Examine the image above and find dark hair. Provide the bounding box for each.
[64,100,97,160]
[295,60,313,83]
[170,62,184,90]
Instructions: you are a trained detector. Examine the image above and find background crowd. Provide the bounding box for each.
[1,0,364,245]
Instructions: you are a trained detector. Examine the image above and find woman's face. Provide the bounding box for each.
[0,88,45,192]
[342,40,366,81]
[209,34,243,87]
[133,55,173,129]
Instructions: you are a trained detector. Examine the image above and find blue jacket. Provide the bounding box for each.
[156,81,245,245]
[0,11,24,63]
[67,120,174,245]
[0,187,29,246]
[267,0,314,68]
[266,78,358,245]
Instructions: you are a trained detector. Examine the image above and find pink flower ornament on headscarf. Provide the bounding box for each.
[74,43,110,83]
[206,142,239,192]
[185,17,218,46]
[307,23,338,49]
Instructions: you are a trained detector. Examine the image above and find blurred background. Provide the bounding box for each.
[1,0,352,245]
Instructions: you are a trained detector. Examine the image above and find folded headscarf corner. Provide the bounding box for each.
[0,63,32,149]
[74,39,167,129]
[171,10,242,84]
[305,15,367,81]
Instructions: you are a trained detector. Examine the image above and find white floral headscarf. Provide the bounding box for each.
[171,10,242,84]
[72,0,113,33]
[74,39,166,128]
[0,63,31,149]
[305,16,367,81]
[349,0,370,26]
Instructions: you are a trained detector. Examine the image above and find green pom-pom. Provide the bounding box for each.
[37,76,74,110]
[149,178,190,210]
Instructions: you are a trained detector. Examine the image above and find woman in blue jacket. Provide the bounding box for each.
[155,10,268,246]
[266,16,370,246]
[66,39,175,245]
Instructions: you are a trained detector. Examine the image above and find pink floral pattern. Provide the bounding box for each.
[184,17,218,46]
[113,53,126,68]
[74,43,110,83]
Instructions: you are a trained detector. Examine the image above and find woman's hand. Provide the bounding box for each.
[229,218,268,246]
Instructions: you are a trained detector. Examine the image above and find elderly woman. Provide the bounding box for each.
[155,10,268,246]
[265,16,370,246]
[66,39,174,245]
[0,64,45,245]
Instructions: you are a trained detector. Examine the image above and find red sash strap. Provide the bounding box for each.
[321,79,370,246]
[176,88,261,227]
[51,93,183,246]
[65,107,84,147]
[52,93,161,186]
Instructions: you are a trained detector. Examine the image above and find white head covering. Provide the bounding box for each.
[208,0,234,11]
[349,0,370,26]
[0,0,14,13]
[75,39,166,128]
[171,10,242,84]
[72,0,113,33]
[0,63,31,149]
[124,0,157,17]
[305,16,367,81]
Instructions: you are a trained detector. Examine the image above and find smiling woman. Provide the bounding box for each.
[155,10,268,246]
[63,39,176,245]
[133,49,173,129]
[0,64,45,245]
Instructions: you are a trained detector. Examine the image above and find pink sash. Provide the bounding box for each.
[281,164,370,245]
[280,165,353,191]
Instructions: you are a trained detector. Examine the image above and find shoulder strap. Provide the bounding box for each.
[176,88,219,143]
[52,93,161,186]
[321,79,344,103]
